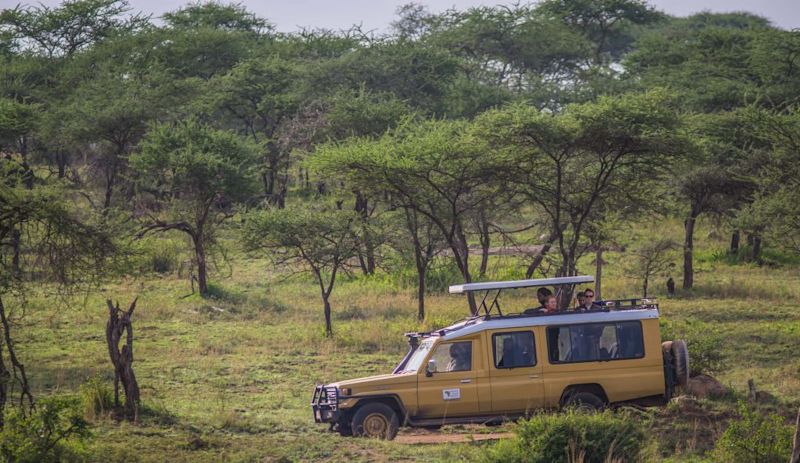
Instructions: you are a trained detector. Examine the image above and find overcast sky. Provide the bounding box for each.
[16,0,800,32]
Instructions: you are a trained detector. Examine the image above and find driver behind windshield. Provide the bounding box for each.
[447,343,471,371]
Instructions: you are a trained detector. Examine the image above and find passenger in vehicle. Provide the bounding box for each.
[499,337,514,367]
[542,295,558,314]
[536,287,552,306]
[447,343,471,371]
[575,291,586,310]
[576,288,599,311]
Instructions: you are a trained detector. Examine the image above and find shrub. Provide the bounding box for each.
[131,236,184,275]
[0,397,91,463]
[480,411,651,463]
[713,402,793,463]
[79,376,115,422]
[660,319,726,376]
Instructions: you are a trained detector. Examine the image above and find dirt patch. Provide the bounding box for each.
[395,432,514,444]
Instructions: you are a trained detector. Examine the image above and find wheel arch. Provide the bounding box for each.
[348,395,408,424]
[559,383,609,406]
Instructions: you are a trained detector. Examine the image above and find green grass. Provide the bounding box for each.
[10,216,800,462]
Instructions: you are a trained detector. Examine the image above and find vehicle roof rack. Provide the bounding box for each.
[449,276,595,317]
[448,275,594,294]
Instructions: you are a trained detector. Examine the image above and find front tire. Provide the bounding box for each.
[351,403,399,440]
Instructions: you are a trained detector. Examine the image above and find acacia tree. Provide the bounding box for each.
[0,157,114,425]
[311,119,506,315]
[242,207,357,336]
[0,0,149,58]
[475,89,685,303]
[131,119,259,296]
[628,238,677,297]
[205,57,300,206]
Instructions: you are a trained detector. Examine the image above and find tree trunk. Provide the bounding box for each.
[643,276,648,298]
[55,150,68,179]
[353,192,375,275]
[452,227,477,315]
[417,266,426,321]
[683,215,696,290]
[526,229,558,278]
[10,229,20,278]
[751,236,762,262]
[791,407,800,463]
[106,298,140,421]
[103,166,116,210]
[193,234,209,296]
[0,297,33,413]
[323,297,332,337]
[595,248,603,300]
[0,316,9,428]
[730,230,740,254]
[478,211,490,278]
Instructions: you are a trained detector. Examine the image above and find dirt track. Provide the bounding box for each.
[395,432,514,444]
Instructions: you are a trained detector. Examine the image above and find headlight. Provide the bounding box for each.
[340,387,351,396]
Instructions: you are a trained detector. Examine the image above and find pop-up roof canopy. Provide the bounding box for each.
[448,275,594,294]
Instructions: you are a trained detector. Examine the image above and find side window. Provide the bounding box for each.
[547,321,644,363]
[493,331,536,368]
[429,341,472,372]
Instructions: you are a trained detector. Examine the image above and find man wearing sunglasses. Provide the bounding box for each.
[576,288,600,311]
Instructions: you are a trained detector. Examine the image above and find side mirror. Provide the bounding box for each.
[425,359,437,377]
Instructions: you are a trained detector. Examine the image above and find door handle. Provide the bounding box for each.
[460,379,472,384]
[529,374,540,379]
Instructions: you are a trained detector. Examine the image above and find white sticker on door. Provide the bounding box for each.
[442,388,461,400]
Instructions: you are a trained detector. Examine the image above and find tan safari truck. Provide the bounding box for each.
[311,276,689,440]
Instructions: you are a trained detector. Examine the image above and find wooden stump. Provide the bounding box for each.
[106,298,140,422]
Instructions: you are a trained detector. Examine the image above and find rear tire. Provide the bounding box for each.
[351,403,399,440]
[563,392,605,411]
[671,339,690,387]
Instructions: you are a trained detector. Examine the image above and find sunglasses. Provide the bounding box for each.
[585,293,594,298]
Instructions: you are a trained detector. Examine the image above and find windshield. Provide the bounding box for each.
[398,337,436,373]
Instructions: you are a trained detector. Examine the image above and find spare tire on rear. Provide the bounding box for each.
[670,339,690,387]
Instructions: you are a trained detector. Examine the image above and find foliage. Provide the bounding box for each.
[713,402,793,463]
[0,0,148,57]
[79,377,114,422]
[481,411,651,463]
[131,118,260,295]
[242,206,358,335]
[660,318,726,376]
[0,397,91,463]
[475,89,686,283]
[626,237,677,297]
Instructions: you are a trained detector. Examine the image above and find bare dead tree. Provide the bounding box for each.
[106,298,140,422]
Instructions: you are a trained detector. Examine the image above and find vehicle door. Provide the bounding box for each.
[487,328,545,414]
[416,338,481,418]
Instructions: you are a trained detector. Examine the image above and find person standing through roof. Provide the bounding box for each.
[577,288,599,310]
[575,291,586,310]
[536,287,552,306]
[542,295,558,314]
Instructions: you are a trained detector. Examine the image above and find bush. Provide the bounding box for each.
[0,397,91,463]
[481,411,651,463]
[79,376,115,422]
[131,236,185,275]
[713,402,793,463]
[660,319,726,376]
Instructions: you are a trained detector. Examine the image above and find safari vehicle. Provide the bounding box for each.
[311,276,689,440]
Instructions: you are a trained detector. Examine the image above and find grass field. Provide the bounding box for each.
[11,217,800,462]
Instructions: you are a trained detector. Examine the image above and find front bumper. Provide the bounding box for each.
[311,385,340,423]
